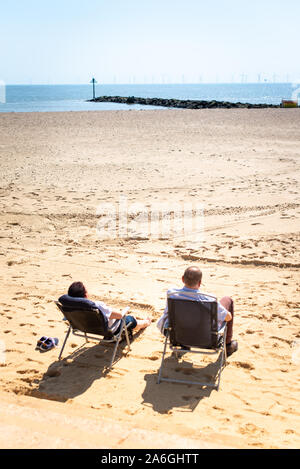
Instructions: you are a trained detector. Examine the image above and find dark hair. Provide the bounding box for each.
[68,281,87,298]
[183,266,202,287]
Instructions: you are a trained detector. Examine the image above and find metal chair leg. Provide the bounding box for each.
[216,326,227,390]
[123,321,131,351]
[58,326,71,360]
[108,319,125,369]
[157,333,169,384]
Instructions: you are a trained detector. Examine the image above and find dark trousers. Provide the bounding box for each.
[220,296,234,344]
[114,315,137,336]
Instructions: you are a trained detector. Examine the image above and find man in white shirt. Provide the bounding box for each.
[157,266,238,357]
[67,282,151,335]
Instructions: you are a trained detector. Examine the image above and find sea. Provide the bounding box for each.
[0,83,297,113]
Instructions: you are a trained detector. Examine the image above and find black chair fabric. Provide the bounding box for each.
[168,298,219,349]
[158,298,227,389]
[58,294,110,337]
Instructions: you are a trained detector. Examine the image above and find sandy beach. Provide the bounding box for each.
[0,108,299,449]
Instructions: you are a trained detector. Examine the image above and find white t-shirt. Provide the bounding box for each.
[94,300,120,333]
[157,286,228,333]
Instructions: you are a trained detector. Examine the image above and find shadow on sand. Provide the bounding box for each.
[31,332,144,402]
[141,353,224,413]
[30,334,224,414]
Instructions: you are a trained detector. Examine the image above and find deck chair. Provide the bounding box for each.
[157,298,227,390]
[55,295,132,370]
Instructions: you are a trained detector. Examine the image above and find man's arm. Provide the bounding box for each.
[94,301,123,321]
[110,307,130,320]
[110,311,123,320]
[224,311,232,322]
[217,302,232,323]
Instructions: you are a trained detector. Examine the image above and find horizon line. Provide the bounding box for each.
[5,81,293,86]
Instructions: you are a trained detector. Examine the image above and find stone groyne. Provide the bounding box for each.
[88,95,280,109]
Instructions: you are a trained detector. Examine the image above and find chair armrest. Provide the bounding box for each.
[218,322,227,337]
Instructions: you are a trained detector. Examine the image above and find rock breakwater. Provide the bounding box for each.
[88,95,280,109]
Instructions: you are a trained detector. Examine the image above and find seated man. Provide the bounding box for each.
[67,281,151,335]
[157,266,238,356]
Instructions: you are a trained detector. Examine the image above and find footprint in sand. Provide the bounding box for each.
[26,358,43,365]
[148,353,160,361]
[232,361,255,371]
[182,395,192,401]
[239,423,266,437]
[16,369,40,375]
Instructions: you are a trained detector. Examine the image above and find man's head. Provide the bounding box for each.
[68,281,87,298]
[182,266,202,289]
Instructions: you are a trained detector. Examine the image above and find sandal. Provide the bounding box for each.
[36,336,48,350]
[37,337,59,351]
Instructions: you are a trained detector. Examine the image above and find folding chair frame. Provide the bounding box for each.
[157,312,227,391]
[55,301,132,370]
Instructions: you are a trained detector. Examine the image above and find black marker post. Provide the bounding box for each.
[90,77,97,100]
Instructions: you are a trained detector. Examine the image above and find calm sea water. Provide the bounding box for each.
[0,83,295,113]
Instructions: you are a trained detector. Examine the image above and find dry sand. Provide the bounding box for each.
[0,108,299,449]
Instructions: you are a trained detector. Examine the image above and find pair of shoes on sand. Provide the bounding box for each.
[36,336,59,352]
[226,340,238,357]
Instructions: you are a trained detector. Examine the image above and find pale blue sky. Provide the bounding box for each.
[1,0,299,84]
